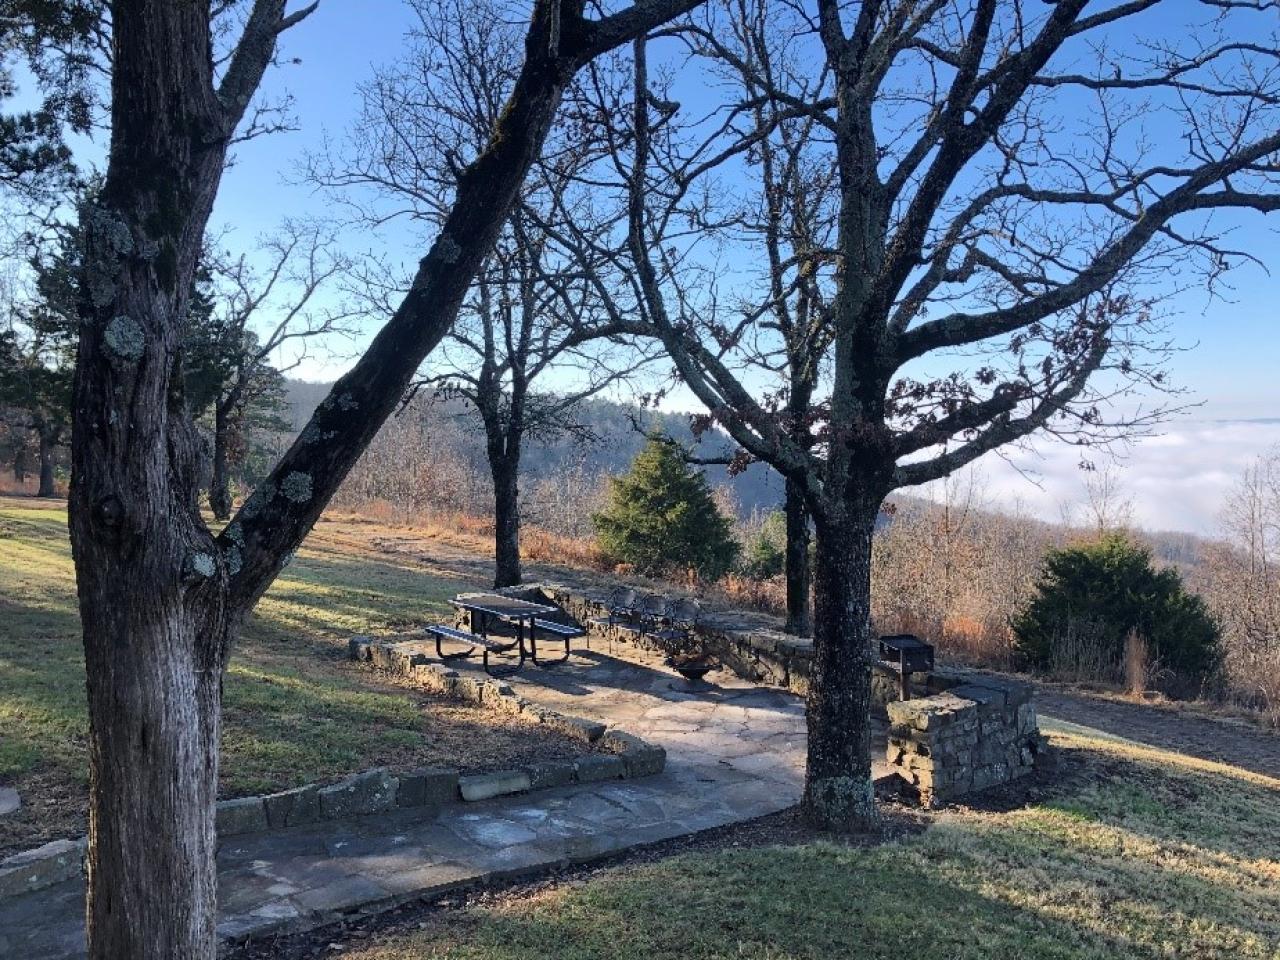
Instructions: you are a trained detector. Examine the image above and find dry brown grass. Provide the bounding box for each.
[1124,630,1152,698]
[714,572,787,616]
[521,526,610,571]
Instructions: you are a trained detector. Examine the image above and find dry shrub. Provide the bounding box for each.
[716,572,787,616]
[1048,616,1118,686]
[1258,653,1280,728]
[0,477,68,498]
[1124,629,1152,697]
[453,513,495,538]
[940,613,1017,670]
[521,526,608,570]
[356,498,407,525]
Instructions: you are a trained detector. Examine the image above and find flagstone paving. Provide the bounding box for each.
[0,642,888,959]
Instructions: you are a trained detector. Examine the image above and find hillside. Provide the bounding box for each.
[284,380,786,514]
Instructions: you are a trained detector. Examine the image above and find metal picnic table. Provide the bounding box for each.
[434,593,580,676]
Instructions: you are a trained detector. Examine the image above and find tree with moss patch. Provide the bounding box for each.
[594,436,738,579]
[1013,533,1220,690]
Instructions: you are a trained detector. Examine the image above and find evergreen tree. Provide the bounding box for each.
[0,0,97,201]
[741,509,787,579]
[594,436,739,579]
[1013,533,1221,688]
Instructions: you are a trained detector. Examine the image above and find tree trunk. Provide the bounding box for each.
[14,443,28,484]
[36,429,56,497]
[802,501,879,831]
[491,453,522,588]
[79,584,228,959]
[209,402,232,521]
[63,2,697,956]
[784,476,812,637]
[68,5,242,956]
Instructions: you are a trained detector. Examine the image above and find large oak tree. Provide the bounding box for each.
[597,0,1280,828]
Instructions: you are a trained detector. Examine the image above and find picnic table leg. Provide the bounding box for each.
[527,618,572,667]
[434,630,475,661]
[482,641,524,677]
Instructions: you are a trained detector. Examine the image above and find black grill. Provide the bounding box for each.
[878,634,935,699]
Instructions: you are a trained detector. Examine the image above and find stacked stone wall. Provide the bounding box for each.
[885,677,1046,806]
[504,582,1047,806]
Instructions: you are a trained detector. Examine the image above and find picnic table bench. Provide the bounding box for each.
[426,593,585,676]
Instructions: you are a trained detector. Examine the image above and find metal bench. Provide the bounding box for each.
[587,587,640,653]
[637,593,669,636]
[589,587,640,629]
[529,618,586,666]
[650,597,702,646]
[424,623,525,677]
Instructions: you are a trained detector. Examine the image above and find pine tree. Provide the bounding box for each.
[593,436,739,579]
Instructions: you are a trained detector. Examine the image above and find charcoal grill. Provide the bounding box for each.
[878,633,935,700]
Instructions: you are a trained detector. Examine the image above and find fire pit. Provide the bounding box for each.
[878,634,935,700]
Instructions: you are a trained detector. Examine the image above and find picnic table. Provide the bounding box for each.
[428,593,583,676]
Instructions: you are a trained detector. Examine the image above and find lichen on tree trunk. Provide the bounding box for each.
[801,505,879,831]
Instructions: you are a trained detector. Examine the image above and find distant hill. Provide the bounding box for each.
[281,379,1221,566]
[283,380,786,515]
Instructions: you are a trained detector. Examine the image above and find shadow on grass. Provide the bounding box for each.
[341,840,1181,960]
[0,504,552,823]
[342,739,1280,960]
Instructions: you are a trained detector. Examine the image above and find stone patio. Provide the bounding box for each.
[0,641,889,959]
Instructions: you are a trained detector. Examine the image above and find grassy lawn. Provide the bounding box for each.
[0,496,572,855]
[339,728,1280,960]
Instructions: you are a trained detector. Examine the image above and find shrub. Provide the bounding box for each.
[1012,534,1220,692]
[740,510,786,579]
[592,436,739,580]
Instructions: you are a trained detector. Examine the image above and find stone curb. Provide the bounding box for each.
[0,838,86,900]
[213,812,708,952]
[351,636,666,794]
[0,634,668,906]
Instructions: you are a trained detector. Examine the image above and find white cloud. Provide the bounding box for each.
[928,419,1280,535]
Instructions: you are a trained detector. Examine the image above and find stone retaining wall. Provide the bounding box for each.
[499,582,1047,806]
[496,582,837,694]
[499,582,947,712]
[885,675,1047,806]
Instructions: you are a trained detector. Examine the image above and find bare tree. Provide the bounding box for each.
[646,0,840,635]
[1078,463,1135,535]
[314,0,656,586]
[1202,447,1280,720]
[193,219,353,519]
[586,0,1280,829]
[68,0,705,956]
[423,232,654,587]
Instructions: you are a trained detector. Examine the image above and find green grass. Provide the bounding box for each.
[0,497,473,841]
[344,732,1280,960]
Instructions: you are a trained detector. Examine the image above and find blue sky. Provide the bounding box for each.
[25,1,1280,533]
